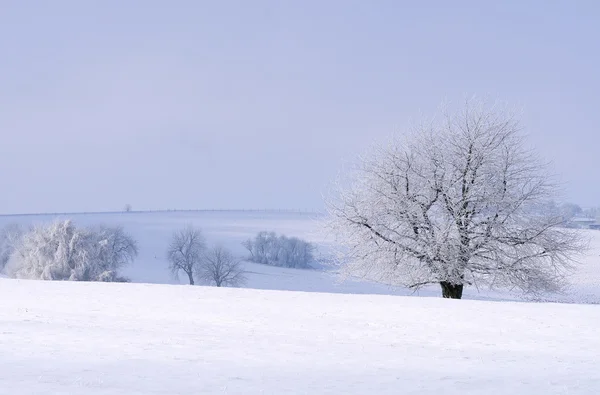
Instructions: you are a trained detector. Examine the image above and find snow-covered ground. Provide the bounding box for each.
[0,210,599,302]
[1,279,599,394]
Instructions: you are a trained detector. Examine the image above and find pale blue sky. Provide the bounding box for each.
[1,1,598,213]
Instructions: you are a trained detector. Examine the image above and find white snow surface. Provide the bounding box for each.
[1,279,600,394]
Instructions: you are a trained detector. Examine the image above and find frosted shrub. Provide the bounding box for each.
[243,231,314,269]
[0,224,23,272]
[6,220,137,282]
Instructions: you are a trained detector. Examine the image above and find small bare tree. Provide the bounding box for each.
[124,204,132,213]
[328,99,583,299]
[197,246,246,287]
[166,226,206,285]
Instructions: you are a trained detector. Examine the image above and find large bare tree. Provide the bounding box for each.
[328,100,583,299]
[167,226,206,285]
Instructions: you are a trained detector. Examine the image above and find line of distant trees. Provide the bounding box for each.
[556,202,600,222]
[0,208,325,218]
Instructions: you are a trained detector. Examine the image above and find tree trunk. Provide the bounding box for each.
[187,271,195,285]
[440,282,463,299]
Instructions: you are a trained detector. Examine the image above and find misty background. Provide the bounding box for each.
[1,0,598,214]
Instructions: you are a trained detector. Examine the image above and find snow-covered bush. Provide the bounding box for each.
[0,224,24,272]
[6,220,137,282]
[243,231,314,269]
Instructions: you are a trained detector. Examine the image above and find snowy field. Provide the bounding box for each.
[1,279,599,394]
[1,211,600,394]
[1,210,599,303]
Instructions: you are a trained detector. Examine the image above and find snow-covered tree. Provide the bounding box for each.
[327,99,583,299]
[89,225,138,281]
[6,220,137,281]
[278,236,315,269]
[243,231,314,268]
[166,226,206,285]
[0,224,24,272]
[197,246,245,287]
[559,203,583,221]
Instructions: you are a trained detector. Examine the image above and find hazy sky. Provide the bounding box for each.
[1,1,599,214]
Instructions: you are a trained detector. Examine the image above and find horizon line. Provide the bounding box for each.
[0,208,327,218]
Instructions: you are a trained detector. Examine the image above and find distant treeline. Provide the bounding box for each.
[0,208,326,218]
